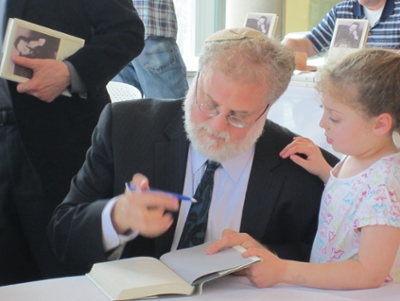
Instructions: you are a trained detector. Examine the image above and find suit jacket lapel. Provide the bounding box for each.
[240,122,284,240]
[154,109,189,257]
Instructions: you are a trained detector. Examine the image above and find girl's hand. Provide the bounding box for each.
[206,229,286,288]
[280,137,332,183]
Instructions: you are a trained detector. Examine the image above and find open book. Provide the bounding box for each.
[86,242,261,300]
[327,18,369,62]
[0,18,85,97]
[244,12,279,38]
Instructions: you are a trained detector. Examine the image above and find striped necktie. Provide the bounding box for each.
[177,160,220,249]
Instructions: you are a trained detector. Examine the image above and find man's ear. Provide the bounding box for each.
[373,113,393,136]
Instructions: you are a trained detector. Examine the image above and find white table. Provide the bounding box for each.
[1,274,400,301]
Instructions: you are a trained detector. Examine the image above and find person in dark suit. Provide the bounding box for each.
[48,27,339,276]
[0,0,144,286]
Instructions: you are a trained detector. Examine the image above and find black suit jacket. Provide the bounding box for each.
[49,99,339,273]
[1,0,144,283]
[6,0,144,202]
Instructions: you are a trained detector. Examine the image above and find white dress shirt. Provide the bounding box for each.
[101,143,255,254]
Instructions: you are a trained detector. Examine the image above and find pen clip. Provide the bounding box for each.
[124,182,196,203]
[125,182,141,193]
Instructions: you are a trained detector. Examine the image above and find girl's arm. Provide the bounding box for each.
[280,137,333,183]
[231,225,400,289]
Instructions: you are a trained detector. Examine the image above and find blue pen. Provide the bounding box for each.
[125,182,197,203]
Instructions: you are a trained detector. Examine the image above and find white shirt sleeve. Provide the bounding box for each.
[101,197,139,252]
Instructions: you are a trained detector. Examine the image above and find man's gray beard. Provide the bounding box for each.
[183,95,265,162]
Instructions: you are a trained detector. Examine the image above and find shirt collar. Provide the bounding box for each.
[190,144,255,183]
[354,0,394,18]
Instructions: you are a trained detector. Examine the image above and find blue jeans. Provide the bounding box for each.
[113,36,189,99]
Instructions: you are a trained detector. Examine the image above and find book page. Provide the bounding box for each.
[160,242,260,286]
[87,257,194,300]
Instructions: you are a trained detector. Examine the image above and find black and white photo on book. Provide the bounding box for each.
[0,18,84,97]
[327,18,369,62]
[244,12,279,38]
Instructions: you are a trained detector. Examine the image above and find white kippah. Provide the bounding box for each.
[205,27,267,42]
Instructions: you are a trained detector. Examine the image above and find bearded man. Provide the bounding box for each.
[48,27,339,276]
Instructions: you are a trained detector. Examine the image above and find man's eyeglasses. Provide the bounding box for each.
[194,73,269,129]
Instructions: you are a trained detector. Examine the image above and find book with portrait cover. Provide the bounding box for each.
[86,242,261,301]
[327,18,369,62]
[244,12,279,38]
[0,18,85,97]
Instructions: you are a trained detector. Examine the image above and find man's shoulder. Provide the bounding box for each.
[260,119,298,147]
[105,98,185,133]
[259,120,339,166]
[111,98,184,117]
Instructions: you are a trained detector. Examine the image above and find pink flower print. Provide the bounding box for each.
[374,185,387,201]
[325,194,332,206]
[319,224,328,238]
[353,219,360,230]
[322,211,334,224]
[330,248,345,260]
[361,184,371,198]
[389,206,400,217]
[328,231,336,242]
[388,187,397,202]
[383,162,391,174]
[385,275,393,283]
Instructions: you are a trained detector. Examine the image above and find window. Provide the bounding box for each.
[175,0,342,72]
[174,0,225,72]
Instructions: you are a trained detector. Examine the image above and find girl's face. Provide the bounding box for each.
[319,92,375,156]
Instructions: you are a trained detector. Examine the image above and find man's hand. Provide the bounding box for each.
[12,56,71,102]
[111,173,180,238]
[206,229,286,288]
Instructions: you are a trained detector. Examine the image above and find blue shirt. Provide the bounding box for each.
[306,0,400,53]
[133,0,177,39]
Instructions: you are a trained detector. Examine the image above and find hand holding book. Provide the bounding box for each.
[87,241,261,300]
[12,55,72,102]
[0,18,85,100]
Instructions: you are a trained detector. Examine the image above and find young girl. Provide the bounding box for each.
[206,48,400,289]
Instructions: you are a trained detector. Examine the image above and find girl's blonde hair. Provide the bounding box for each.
[317,49,400,132]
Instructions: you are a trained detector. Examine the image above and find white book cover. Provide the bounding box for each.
[327,19,369,62]
[0,18,85,97]
[87,242,261,300]
[244,12,279,38]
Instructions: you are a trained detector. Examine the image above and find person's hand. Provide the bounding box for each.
[280,137,332,183]
[111,173,180,238]
[206,229,286,288]
[12,56,71,102]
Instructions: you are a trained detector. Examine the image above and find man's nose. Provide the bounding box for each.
[210,113,229,132]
